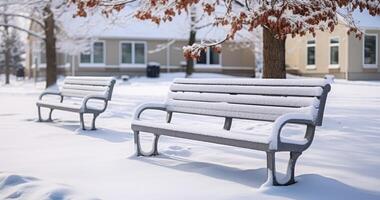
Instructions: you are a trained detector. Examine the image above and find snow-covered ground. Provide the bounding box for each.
[0,73,379,200]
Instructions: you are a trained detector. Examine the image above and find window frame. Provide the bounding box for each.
[362,33,378,69]
[306,39,316,69]
[79,40,106,67]
[195,47,222,67]
[39,42,47,65]
[31,41,46,68]
[119,41,147,67]
[328,37,340,69]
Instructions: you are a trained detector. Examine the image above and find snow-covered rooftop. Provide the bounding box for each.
[59,5,251,41]
[352,10,380,29]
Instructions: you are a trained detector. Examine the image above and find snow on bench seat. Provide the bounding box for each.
[36,100,103,113]
[132,120,308,149]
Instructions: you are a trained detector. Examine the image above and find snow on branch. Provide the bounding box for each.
[0,13,45,28]
[70,0,380,60]
[148,40,176,54]
[0,23,44,39]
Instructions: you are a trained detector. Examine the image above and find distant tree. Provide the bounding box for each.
[0,1,11,84]
[0,29,25,75]
[72,0,380,78]
[0,0,76,87]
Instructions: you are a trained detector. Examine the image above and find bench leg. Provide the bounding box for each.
[134,131,160,157]
[79,113,85,130]
[37,106,42,122]
[91,113,99,130]
[266,151,302,186]
[48,109,54,122]
[37,106,53,122]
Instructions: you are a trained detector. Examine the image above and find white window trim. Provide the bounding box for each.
[119,41,147,67]
[328,37,340,69]
[195,47,222,67]
[306,39,316,69]
[80,40,106,67]
[362,33,378,69]
[33,41,46,68]
[38,52,47,68]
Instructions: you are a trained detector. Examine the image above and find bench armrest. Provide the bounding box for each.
[82,95,108,113]
[39,91,63,102]
[269,113,315,150]
[133,102,167,120]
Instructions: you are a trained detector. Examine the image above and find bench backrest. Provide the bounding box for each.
[61,76,116,100]
[166,78,331,126]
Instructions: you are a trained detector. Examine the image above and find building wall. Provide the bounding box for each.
[286,24,380,80]
[72,38,256,77]
[25,32,256,78]
[347,30,380,80]
[286,23,349,79]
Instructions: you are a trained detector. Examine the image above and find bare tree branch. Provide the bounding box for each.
[0,23,44,39]
[0,13,45,28]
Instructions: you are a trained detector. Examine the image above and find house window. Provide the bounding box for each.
[196,47,221,65]
[329,38,339,67]
[80,41,105,65]
[306,40,316,68]
[32,42,46,68]
[120,42,146,65]
[93,42,104,63]
[121,43,132,64]
[80,53,91,63]
[39,43,46,64]
[363,34,378,67]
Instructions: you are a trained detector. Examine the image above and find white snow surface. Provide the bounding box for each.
[352,10,380,29]
[0,73,380,199]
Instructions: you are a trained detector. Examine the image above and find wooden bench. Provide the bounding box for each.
[131,78,331,186]
[36,76,116,130]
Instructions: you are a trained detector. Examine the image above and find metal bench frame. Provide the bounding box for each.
[36,77,116,130]
[131,79,331,186]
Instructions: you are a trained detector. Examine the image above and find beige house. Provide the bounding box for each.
[286,12,380,80]
[68,39,255,77]
[26,10,256,78]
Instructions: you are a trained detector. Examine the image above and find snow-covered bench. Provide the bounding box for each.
[131,78,331,186]
[36,76,116,130]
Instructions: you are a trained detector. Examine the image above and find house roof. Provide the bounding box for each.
[59,4,251,42]
[352,10,380,30]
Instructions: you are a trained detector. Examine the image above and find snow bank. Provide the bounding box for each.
[0,173,95,200]
[0,72,380,199]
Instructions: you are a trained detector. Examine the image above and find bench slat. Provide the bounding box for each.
[64,76,114,86]
[174,78,328,87]
[64,79,113,86]
[61,89,107,98]
[166,99,315,121]
[168,92,319,108]
[65,76,115,81]
[62,84,109,92]
[170,84,323,97]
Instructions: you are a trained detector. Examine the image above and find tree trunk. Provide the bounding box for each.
[4,39,10,84]
[43,5,57,88]
[4,13,10,84]
[28,41,32,79]
[263,27,286,78]
[186,30,196,77]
